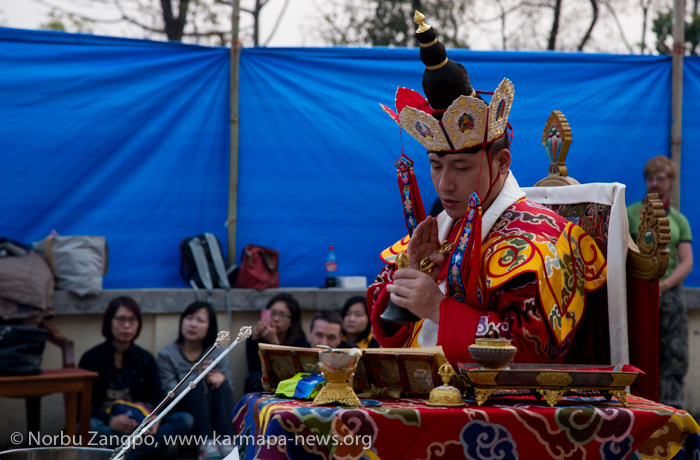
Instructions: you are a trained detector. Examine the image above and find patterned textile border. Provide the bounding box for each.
[541,202,612,257]
[231,393,699,460]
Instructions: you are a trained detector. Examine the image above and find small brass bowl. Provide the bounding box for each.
[473,338,513,348]
[468,338,517,369]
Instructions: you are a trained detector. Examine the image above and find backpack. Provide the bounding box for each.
[179,233,233,325]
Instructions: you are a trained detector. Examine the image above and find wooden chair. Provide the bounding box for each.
[522,110,670,401]
[0,319,97,444]
[27,319,75,432]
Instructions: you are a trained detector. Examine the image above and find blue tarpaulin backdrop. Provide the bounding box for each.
[1,27,698,289]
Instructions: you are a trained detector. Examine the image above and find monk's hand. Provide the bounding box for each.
[406,216,445,281]
[386,268,444,323]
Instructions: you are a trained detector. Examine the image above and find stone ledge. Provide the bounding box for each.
[51,286,700,315]
[53,288,368,315]
[686,288,700,309]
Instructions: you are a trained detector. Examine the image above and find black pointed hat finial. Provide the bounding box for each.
[414,10,476,119]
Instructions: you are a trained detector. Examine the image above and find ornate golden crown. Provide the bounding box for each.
[381,78,515,153]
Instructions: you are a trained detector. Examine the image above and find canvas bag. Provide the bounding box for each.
[33,235,108,297]
[234,245,279,289]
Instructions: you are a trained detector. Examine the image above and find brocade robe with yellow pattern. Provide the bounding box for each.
[368,193,607,366]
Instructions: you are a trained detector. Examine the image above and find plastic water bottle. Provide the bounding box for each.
[325,245,337,287]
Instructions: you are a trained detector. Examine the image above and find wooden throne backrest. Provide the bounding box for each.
[526,109,671,400]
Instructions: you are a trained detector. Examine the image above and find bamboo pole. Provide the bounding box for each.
[228,0,241,264]
[671,0,684,209]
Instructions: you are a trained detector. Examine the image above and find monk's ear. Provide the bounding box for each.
[495,148,510,174]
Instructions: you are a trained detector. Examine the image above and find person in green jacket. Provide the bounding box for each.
[627,155,693,409]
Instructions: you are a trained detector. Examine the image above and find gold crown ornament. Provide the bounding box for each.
[380,11,515,154]
[381,79,514,153]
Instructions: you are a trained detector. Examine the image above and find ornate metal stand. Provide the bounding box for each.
[313,366,362,407]
[462,366,638,407]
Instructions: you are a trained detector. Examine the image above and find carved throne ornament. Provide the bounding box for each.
[534,110,579,186]
[627,193,671,280]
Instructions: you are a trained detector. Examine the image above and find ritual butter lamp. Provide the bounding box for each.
[313,346,363,407]
[426,364,465,407]
[468,338,517,369]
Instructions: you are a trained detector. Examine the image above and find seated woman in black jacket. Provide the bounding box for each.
[79,296,193,459]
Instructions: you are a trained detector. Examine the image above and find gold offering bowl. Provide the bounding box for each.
[313,347,363,406]
[468,338,517,369]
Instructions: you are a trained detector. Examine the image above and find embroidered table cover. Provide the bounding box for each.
[232,393,699,460]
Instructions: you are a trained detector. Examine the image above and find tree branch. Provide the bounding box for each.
[183,29,231,37]
[160,0,174,24]
[473,1,533,24]
[577,0,598,51]
[547,0,562,50]
[602,0,634,53]
[262,0,289,46]
[176,0,191,34]
[28,0,124,24]
[107,0,161,34]
[120,14,164,33]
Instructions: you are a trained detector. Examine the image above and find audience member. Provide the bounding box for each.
[157,301,235,460]
[309,310,355,348]
[627,155,693,408]
[340,296,379,348]
[244,293,309,393]
[78,296,193,459]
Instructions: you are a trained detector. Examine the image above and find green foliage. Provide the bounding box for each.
[40,19,67,32]
[364,1,417,47]
[652,11,673,54]
[653,9,700,55]
[39,11,94,34]
[318,0,470,48]
[688,14,700,54]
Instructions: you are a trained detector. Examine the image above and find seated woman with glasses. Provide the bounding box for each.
[244,293,309,393]
[78,296,193,459]
[157,301,235,460]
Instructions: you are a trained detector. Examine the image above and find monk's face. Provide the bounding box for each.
[429,149,508,219]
